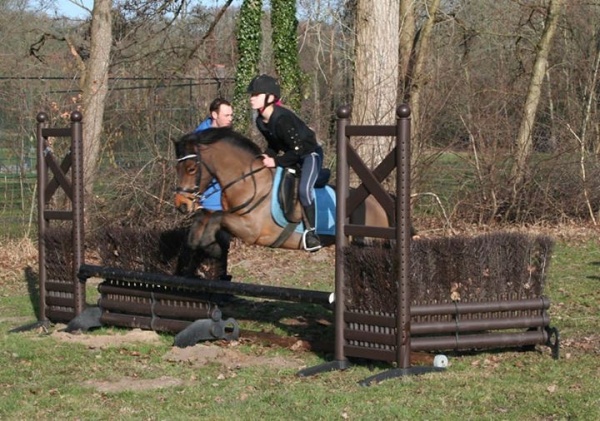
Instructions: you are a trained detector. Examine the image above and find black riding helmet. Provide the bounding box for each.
[247,74,281,98]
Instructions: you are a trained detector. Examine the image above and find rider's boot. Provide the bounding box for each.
[302,203,322,252]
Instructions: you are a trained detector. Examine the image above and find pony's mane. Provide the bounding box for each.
[175,127,262,158]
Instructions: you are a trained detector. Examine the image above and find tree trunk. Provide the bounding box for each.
[403,0,440,163]
[398,0,415,96]
[511,0,565,187]
[80,0,112,196]
[582,30,600,153]
[351,0,400,168]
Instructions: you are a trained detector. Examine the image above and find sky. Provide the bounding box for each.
[52,0,93,18]
[52,0,243,19]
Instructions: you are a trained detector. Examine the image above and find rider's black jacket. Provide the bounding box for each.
[255,105,319,168]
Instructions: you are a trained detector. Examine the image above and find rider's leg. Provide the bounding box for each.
[301,202,321,251]
[299,151,322,252]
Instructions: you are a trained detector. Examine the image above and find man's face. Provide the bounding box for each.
[211,104,233,128]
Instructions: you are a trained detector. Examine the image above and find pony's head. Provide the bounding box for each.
[173,132,204,214]
[173,127,263,214]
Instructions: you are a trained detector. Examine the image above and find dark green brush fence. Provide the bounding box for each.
[345,232,553,310]
[342,232,556,359]
[43,222,218,279]
[42,223,224,330]
[88,224,224,333]
[91,224,221,278]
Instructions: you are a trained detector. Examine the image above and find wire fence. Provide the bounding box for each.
[0,76,235,239]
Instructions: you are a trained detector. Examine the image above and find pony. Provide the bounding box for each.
[173,127,390,277]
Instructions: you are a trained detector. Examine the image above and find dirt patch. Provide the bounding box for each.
[51,328,304,370]
[82,376,186,393]
[52,327,304,393]
[164,342,304,370]
[51,329,308,368]
[51,328,163,348]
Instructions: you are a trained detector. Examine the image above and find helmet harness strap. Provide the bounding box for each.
[258,93,277,116]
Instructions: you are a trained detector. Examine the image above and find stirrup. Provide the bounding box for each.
[302,229,322,252]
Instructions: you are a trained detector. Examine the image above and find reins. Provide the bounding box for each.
[176,150,273,217]
[220,157,272,216]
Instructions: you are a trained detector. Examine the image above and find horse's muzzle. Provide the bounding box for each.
[176,203,190,214]
[174,193,197,214]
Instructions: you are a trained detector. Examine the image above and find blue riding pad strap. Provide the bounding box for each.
[271,167,336,236]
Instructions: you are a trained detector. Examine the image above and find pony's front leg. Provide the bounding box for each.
[188,210,231,279]
[174,243,204,278]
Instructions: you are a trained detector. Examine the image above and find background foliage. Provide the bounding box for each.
[232,0,263,131]
[2,1,600,238]
[271,0,303,110]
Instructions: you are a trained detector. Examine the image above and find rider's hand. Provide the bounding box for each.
[262,155,276,168]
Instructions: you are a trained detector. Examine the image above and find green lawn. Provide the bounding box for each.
[0,237,598,420]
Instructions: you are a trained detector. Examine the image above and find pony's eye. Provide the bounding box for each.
[186,165,196,175]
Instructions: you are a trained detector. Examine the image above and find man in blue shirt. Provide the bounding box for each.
[193,98,233,211]
[182,98,235,282]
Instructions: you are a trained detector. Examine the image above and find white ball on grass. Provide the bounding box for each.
[433,354,449,368]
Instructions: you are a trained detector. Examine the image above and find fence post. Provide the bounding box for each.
[396,104,412,369]
[70,111,85,316]
[36,112,49,323]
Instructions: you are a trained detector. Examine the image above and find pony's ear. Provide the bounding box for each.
[173,136,188,159]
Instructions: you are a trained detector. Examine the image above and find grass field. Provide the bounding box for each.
[0,229,599,420]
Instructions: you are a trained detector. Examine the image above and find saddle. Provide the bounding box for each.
[277,167,331,222]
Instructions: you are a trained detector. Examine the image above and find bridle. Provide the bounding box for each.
[175,153,203,197]
[175,150,272,216]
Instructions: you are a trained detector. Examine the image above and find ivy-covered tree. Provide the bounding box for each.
[233,0,263,131]
[271,0,303,110]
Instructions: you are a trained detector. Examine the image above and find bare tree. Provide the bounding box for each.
[27,1,114,195]
[580,29,600,152]
[398,0,415,88]
[401,0,440,163]
[78,0,112,194]
[511,0,565,188]
[351,0,400,166]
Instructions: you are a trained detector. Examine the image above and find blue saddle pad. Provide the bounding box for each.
[270,167,336,236]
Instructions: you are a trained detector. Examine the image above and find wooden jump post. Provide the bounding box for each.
[36,111,86,325]
[299,105,558,385]
[298,104,436,380]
